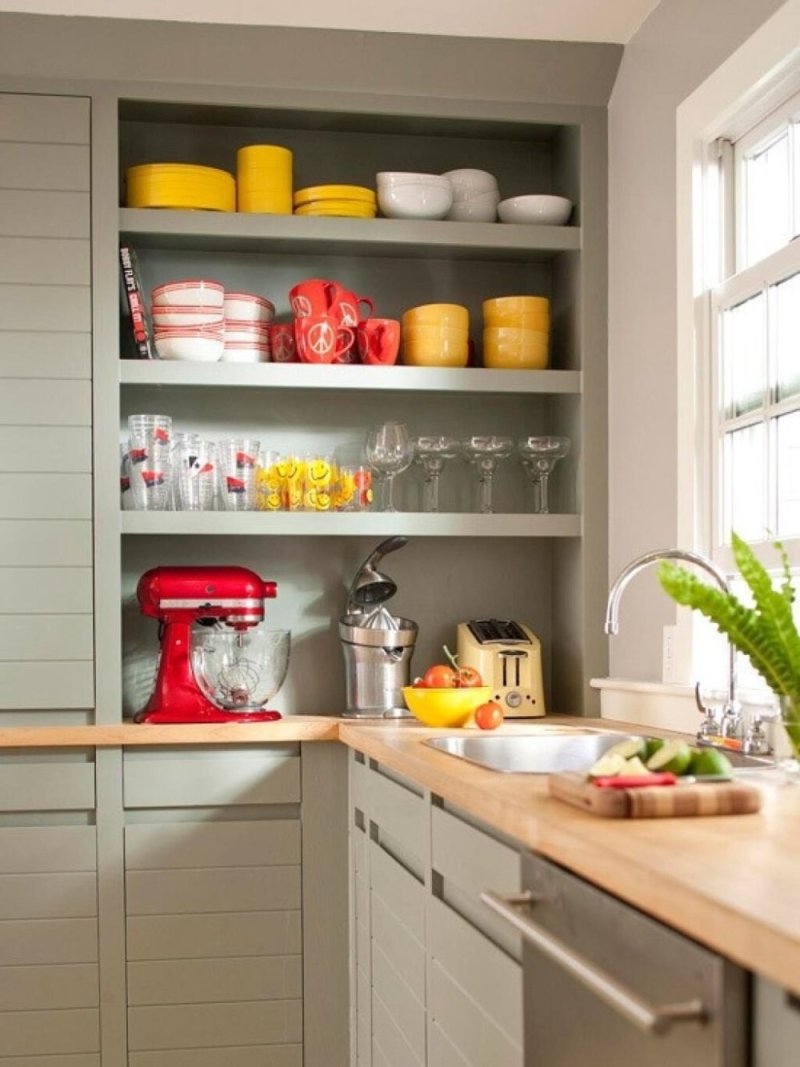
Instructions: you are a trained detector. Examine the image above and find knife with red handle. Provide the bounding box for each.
[592,773,677,789]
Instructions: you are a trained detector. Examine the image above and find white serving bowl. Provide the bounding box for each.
[446,189,500,222]
[152,280,225,308]
[151,304,224,328]
[497,195,573,226]
[223,293,275,323]
[442,168,498,198]
[376,172,453,220]
[224,321,270,344]
[221,341,270,363]
[155,332,224,362]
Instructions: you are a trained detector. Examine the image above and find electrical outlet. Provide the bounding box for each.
[662,624,677,684]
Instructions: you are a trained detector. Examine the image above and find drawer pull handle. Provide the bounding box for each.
[480,890,708,1036]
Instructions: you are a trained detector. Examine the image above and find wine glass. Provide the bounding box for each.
[518,436,571,514]
[365,422,413,512]
[462,435,514,514]
[413,435,460,512]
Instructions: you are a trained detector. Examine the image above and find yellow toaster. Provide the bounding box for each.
[456,619,545,717]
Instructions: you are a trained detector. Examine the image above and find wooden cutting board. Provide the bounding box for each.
[548,772,762,818]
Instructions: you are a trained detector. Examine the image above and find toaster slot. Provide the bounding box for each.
[468,619,531,644]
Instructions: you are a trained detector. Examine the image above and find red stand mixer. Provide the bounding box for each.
[136,565,284,724]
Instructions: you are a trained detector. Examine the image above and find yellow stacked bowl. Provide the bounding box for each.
[237,144,293,215]
[401,303,469,368]
[482,295,550,369]
[293,184,377,219]
[126,163,236,212]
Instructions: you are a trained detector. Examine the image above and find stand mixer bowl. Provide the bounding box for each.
[191,627,290,710]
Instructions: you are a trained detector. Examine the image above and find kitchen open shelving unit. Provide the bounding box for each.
[109,83,608,720]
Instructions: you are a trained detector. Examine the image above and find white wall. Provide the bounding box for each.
[607,0,787,681]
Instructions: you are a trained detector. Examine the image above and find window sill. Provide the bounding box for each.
[590,678,699,734]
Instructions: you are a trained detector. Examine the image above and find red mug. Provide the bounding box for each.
[269,322,297,362]
[330,284,374,327]
[289,278,338,318]
[295,315,355,364]
[356,318,400,366]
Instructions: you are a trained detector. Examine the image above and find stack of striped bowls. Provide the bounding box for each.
[482,296,550,369]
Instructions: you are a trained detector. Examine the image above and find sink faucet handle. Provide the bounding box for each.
[694,682,720,740]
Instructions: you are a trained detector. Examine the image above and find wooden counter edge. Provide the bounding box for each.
[0,716,341,746]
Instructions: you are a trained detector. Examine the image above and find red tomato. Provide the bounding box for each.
[475,700,504,730]
[422,664,458,688]
[456,666,483,688]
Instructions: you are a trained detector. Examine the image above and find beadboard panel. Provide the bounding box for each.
[371,941,425,1063]
[369,841,425,941]
[0,521,92,567]
[126,865,301,915]
[429,1022,472,1067]
[0,962,98,1011]
[0,568,93,613]
[0,825,96,873]
[128,999,302,1051]
[0,237,90,286]
[0,760,95,810]
[0,615,93,661]
[429,956,522,1067]
[0,1056,99,1067]
[0,95,89,145]
[0,331,91,379]
[123,752,300,808]
[0,378,91,424]
[0,872,97,919]
[0,661,94,709]
[372,990,422,1067]
[129,1049,301,1067]
[0,192,90,241]
[0,142,90,192]
[126,910,302,961]
[0,1009,99,1058]
[371,891,425,993]
[0,475,92,519]
[125,820,301,870]
[366,765,426,860]
[0,917,98,965]
[127,955,302,1007]
[0,426,91,472]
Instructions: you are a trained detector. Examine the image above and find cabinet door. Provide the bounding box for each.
[124,747,303,1067]
[0,752,99,1064]
[753,977,800,1066]
[0,92,93,716]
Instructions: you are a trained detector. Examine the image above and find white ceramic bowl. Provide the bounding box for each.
[151,304,224,328]
[446,190,500,222]
[152,280,225,308]
[497,195,573,226]
[376,173,453,220]
[223,293,275,323]
[224,321,270,343]
[442,168,498,198]
[221,341,270,363]
[155,332,224,362]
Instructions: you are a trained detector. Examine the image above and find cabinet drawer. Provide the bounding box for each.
[366,762,426,861]
[123,748,300,808]
[0,94,90,144]
[125,819,300,870]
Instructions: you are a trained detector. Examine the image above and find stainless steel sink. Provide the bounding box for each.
[423,729,775,774]
[424,730,640,774]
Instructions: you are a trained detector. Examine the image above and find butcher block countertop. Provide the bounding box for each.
[1,715,799,996]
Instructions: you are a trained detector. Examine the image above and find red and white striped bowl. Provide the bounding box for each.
[152,303,224,328]
[223,292,275,323]
[152,279,225,308]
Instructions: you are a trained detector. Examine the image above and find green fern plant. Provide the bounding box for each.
[657,533,800,753]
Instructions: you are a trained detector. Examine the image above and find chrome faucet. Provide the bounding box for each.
[604,549,741,744]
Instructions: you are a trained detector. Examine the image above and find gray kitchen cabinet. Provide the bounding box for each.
[0,750,100,1065]
[753,977,800,1066]
[348,751,523,1067]
[122,745,304,1066]
[0,91,94,720]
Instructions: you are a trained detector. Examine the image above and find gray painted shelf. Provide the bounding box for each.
[119,208,580,261]
[119,360,582,394]
[120,511,581,537]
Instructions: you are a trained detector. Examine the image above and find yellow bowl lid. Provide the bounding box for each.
[293,184,376,207]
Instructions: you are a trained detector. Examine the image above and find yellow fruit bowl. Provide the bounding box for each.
[402,686,492,727]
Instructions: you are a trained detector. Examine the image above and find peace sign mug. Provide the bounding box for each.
[295,315,355,364]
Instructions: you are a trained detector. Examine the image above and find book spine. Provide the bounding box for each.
[119,245,155,359]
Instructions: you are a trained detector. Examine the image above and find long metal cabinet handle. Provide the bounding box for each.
[480,890,708,1036]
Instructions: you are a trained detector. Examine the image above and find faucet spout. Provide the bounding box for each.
[605,549,737,730]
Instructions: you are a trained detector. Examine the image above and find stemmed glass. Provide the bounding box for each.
[518,436,571,514]
[462,435,514,514]
[413,435,459,512]
[365,422,413,512]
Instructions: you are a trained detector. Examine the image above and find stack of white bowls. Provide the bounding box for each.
[152,280,225,362]
[376,172,453,220]
[222,292,275,363]
[443,169,500,222]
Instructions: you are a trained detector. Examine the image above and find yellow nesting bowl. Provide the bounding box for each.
[483,296,550,328]
[402,686,492,727]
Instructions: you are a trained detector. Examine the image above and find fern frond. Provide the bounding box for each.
[731,534,800,681]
